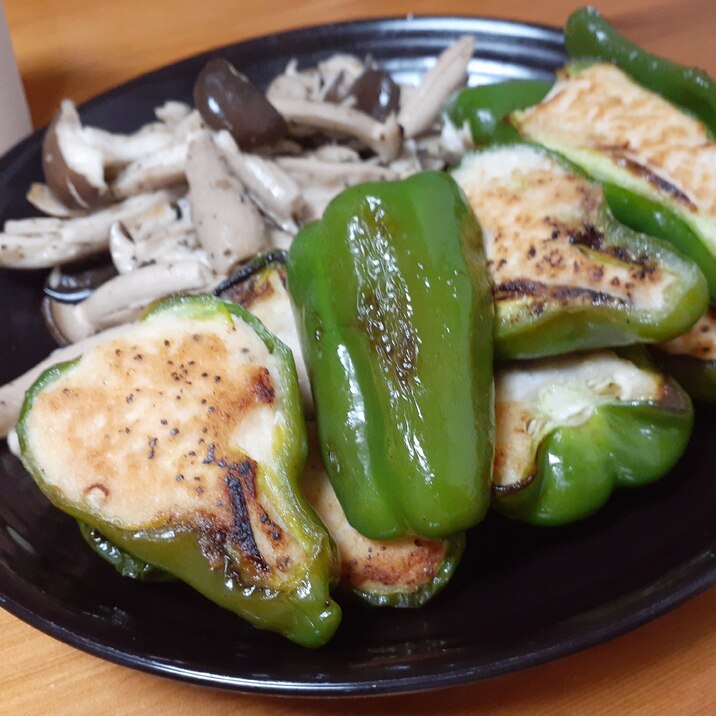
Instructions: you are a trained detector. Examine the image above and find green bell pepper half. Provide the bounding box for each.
[452,143,708,359]
[288,171,494,541]
[17,294,341,647]
[565,6,716,136]
[444,80,553,145]
[492,348,693,526]
[514,58,716,303]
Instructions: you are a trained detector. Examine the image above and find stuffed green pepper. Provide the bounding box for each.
[17,294,341,647]
[492,348,693,525]
[288,171,494,541]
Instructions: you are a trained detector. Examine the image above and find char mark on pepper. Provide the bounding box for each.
[611,153,696,209]
[224,457,268,570]
[357,290,418,385]
[219,273,275,309]
[494,279,625,307]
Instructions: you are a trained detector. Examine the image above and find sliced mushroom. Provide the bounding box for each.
[41,100,185,211]
[317,54,366,102]
[397,35,474,138]
[80,121,176,171]
[266,62,315,103]
[0,189,183,268]
[42,100,109,210]
[275,154,401,221]
[213,130,303,229]
[186,132,269,275]
[45,259,215,344]
[26,183,85,218]
[275,154,400,185]
[193,58,287,149]
[109,219,206,275]
[311,144,362,162]
[440,115,475,163]
[153,100,193,126]
[110,110,204,198]
[120,195,184,243]
[270,97,403,161]
[387,134,447,176]
[0,323,134,438]
[44,256,118,303]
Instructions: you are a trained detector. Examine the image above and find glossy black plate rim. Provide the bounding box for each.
[1,542,714,695]
[0,15,715,698]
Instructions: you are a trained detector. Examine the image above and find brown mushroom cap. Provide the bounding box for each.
[42,103,108,210]
[193,58,287,149]
[346,68,401,122]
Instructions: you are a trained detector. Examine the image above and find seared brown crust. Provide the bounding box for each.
[453,146,672,314]
[301,440,448,594]
[610,153,696,209]
[25,312,304,585]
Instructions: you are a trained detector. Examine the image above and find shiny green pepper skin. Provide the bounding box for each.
[603,183,716,302]
[565,7,716,136]
[17,295,341,647]
[444,80,553,145]
[77,521,174,582]
[492,348,693,525]
[288,172,494,541]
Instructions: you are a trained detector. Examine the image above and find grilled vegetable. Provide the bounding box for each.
[452,144,707,358]
[492,349,693,525]
[215,251,312,412]
[218,257,465,605]
[565,6,716,135]
[302,427,464,608]
[17,294,341,647]
[652,305,716,403]
[288,172,494,541]
[77,521,173,582]
[514,61,716,301]
[444,80,553,145]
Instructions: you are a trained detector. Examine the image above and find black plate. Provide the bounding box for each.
[1,16,715,697]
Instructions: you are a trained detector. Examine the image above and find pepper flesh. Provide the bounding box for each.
[444,80,553,146]
[17,294,341,647]
[492,349,693,525]
[77,521,174,582]
[288,172,494,540]
[452,144,707,358]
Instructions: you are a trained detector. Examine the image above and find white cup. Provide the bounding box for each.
[0,1,31,155]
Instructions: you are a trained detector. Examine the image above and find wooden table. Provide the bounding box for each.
[2,0,715,712]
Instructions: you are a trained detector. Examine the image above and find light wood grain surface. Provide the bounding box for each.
[2,0,716,713]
